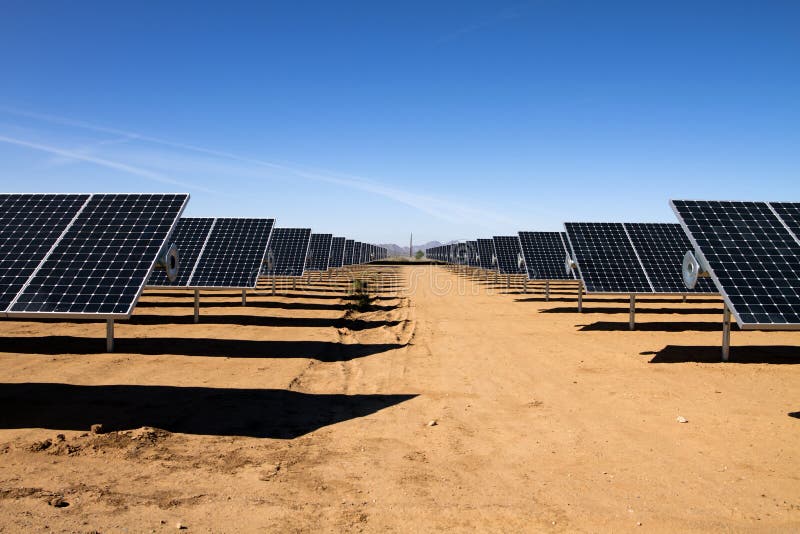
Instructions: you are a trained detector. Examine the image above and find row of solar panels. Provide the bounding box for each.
[0,193,388,320]
[426,200,800,331]
[148,219,387,288]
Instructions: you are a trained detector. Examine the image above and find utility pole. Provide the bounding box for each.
[410,232,413,258]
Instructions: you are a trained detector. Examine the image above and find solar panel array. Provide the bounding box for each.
[343,239,355,265]
[564,222,717,295]
[149,218,215,286]
[624,223,715,294]
[565,223,657,294]
[329,237,346,268]
[306,233,333,271]
[492,236,524,275]
[518,231,576,280]
[476,239,496,270]
[268,228,311,277]
[0,193,187,318]
[150,217,274,288]
[672,200,800,329]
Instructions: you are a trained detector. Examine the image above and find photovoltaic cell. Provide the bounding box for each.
[268,228,311,277]
[672,200,800,329]
[306,233,333,271]
[518,231,575,280]
[0,194,89,311]
[623,223,715,294]
[8,193,188,317]
[189,218,274,288]
[148,217,215,287]
[492,236,523,275]
[329,237,346,268]
[564,223,652,294]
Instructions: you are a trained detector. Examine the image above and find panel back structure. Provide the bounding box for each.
[492,236,524,275]
[306,233,333,271]
[671,200,800,329]
[268,228,312,277]
[329,237,346,268]
[518,231,576,280]
[2,193,188,319]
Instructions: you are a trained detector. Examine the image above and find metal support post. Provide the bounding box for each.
[242,289,247,306]
[272,276,276,296]
[722,305,731,362]
[578,281,583,313]
[545,280,550,302]
[194,289,200,323]
[629,294,635,330]
[523,278,527,294]
[106,319,114,352]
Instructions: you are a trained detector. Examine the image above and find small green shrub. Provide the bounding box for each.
[348,278,374,311]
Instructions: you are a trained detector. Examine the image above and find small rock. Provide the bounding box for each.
[90,424,104,434]
[48,496,68,508]
[427,420,438,427]
[676,416,688,424]
[176,522,186,530]
[55,434,65,442]
[637,522,642,526]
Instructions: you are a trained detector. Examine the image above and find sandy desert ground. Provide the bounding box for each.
[0,264,798,533]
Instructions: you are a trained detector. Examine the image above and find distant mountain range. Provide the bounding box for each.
[378,241,456,257]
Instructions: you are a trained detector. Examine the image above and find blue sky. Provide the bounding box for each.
[0,1,798,245]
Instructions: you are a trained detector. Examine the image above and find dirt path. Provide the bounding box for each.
[0,265,798,532]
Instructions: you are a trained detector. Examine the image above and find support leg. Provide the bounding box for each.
[292,278,297,291]
[272,276,276,296]
[682,294,687,303]
[194,289,200,323]
[523,278,528,294]
[578,282,583,313]
[722,305,731,362]
[506,274,510,290]
[629,294,635,330]
[106,319,114,352]
[242,289,247,306]
[545,280,550,302]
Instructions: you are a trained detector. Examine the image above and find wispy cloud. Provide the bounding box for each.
[0,134,220,194]
[0,107,512,226]
[438,2,530,43]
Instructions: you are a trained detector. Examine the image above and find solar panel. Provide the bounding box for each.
[148,218,215,287]
[518,231,576,280]
[189,218,274,288]
[352,242,363,265]
[672,200,800,329]
[564,223,652,294]
[268,228,311,277]
[343,239,355,265]
[0,194,90,311]
[465,241,479,267]
[623,223,715,294]
[7,193,188,318]
[475,239,495,270]
[329,237,346,268]
[306,233,333,271]
[770,202,800,240]
[492,236,523,275]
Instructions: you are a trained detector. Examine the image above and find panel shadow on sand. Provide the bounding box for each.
[0,383,417,438]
